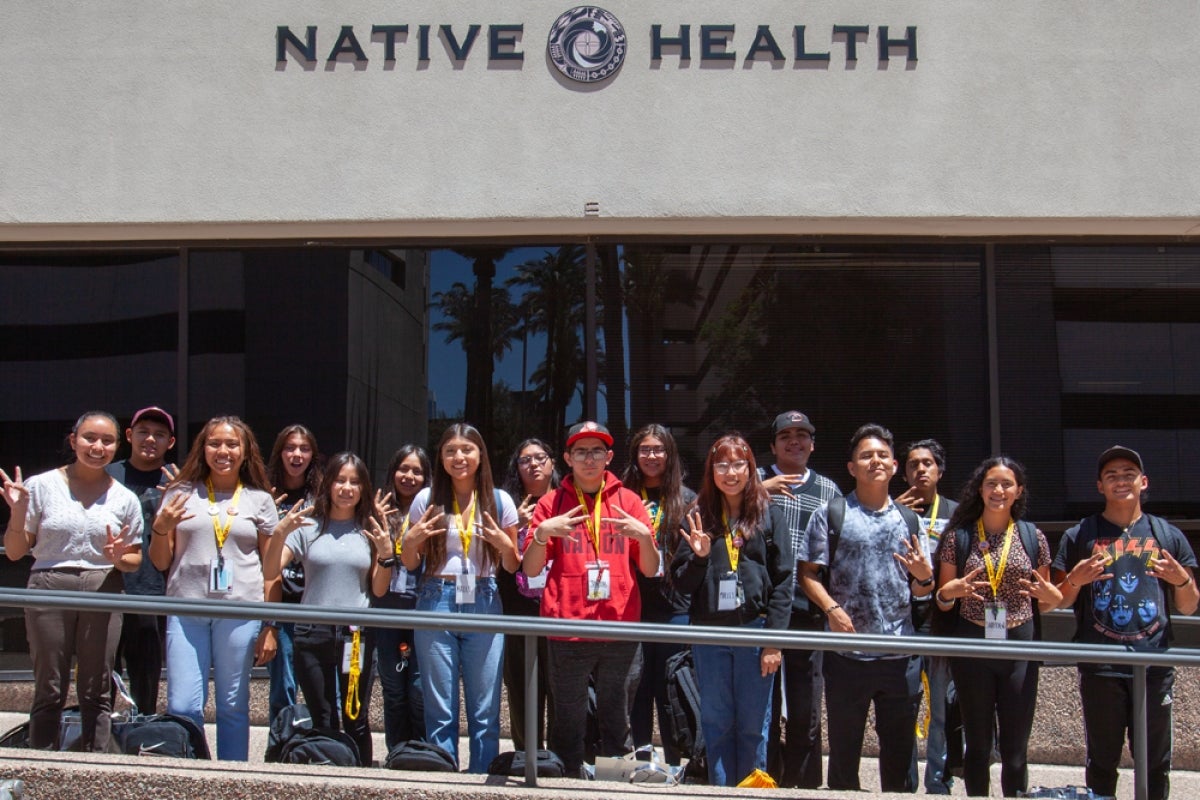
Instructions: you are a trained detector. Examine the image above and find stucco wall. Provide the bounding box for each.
[3,2,1199,240]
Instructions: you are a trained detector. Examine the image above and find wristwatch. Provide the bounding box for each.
[913,575,935,588]
[377,556,398,568]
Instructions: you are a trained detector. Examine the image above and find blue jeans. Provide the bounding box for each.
[692,617,773,787]
[266,621,296,724]
[165,615,260,761]
[414,577,503,773]
[923,655,954,794]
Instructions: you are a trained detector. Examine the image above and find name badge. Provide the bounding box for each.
[526,566,549,591]
[209,557,232,594]
[456,573,477,605]
[341,627,364,672]
[389,565,412,595]
[718,572,743,611]
[587,562,611,601]
[984,602,1007,639]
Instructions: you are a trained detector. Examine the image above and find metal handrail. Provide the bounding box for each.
[0,588,1184,799]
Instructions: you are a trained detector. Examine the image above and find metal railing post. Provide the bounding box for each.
[1133,664,1149,800]
[524,634,538,787]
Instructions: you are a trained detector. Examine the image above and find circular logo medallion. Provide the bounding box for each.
[547,6,627,84]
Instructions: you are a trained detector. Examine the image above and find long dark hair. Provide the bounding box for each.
[503,438,560,500]
[312,452,374,531]
[945,455,1029,535]
[171,416,270,491]
[622,424,688,553]
[384,441,432,515]
[266,424,323,498]
[694,433,769,537]
[426,423,501,574]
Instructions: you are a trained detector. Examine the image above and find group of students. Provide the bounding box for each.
[1,406,1195,800]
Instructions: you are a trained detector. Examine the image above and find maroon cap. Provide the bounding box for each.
[130,406,175,435]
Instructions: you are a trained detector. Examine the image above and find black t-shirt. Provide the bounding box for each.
[106,459,167,596]
[1053,513,1198,676]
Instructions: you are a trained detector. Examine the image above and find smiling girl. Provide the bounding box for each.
[2,411,142,751]
[150,416,278,761]
[266,451,390,765]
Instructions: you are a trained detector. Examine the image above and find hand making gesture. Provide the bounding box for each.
[153,491,194,535]
[680,510,712,558]
[602,506,653,544]
[894,486,928,514]
[893,533,933,583]
[535,504,589,540]
[0,467,29,513]
[1018,569,1063,610]
[517,494,538,528]
[939,565,991,603]
[104,523,141,571]
[403,504,448,550]
[273,497,314,538]
[364,514,393,560]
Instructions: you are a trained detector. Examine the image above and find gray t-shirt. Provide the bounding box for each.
[163,482,278,602]
[24,468,143,571]
[285,518,373,609]
[806,492,930,658]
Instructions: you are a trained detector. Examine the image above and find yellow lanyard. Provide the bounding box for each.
[976,518,1015,599]
[723,510,741,573]
[205,479,243,552]
[393,515,410,557]
[574,479,605,556]
[344,628,362,720]
[927,494,941,538]
[641,488,664,536]
[452,492,476,561]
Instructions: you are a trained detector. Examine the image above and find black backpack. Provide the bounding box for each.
[932,519,1042,638]
[112,713,210,759]
[265,703,361,767]
[0,706,209,759]
[664,646,706,779]
[487,749,566,778]
[384,739,458,772]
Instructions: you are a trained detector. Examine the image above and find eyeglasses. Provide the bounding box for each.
[518,453,550,467]
[638,446,667,457]
[570,448,609,463]
[714,460,749,475]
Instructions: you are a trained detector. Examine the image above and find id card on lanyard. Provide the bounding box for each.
[977,519,1014,640]
[577,481,609,602]
[454,492,478,605]
[206,479,243,596]
[389,517,416,594]
[718,511,744,611]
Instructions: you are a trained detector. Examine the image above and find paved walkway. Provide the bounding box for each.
[0,712,1192,799]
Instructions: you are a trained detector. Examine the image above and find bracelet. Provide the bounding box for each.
[1175,575,1194,590]
[935,588,954,607]
[823,603,840,614]
[151,527,170,537]
[532,531,549,547]
[1066,576,1079,589]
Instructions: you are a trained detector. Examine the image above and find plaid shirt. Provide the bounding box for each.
[759,465,842,604]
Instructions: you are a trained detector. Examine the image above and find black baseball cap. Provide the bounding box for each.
[772,410,815,436]
[1097,445,1144,477]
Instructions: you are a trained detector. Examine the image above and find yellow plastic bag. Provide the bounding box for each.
[736,768,778,788]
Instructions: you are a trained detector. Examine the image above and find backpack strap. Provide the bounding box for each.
[895,503,921,539]
[824,496,845,577]
[1015,519,1043,640]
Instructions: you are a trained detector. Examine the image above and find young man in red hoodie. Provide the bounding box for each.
[523,421,660,777]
